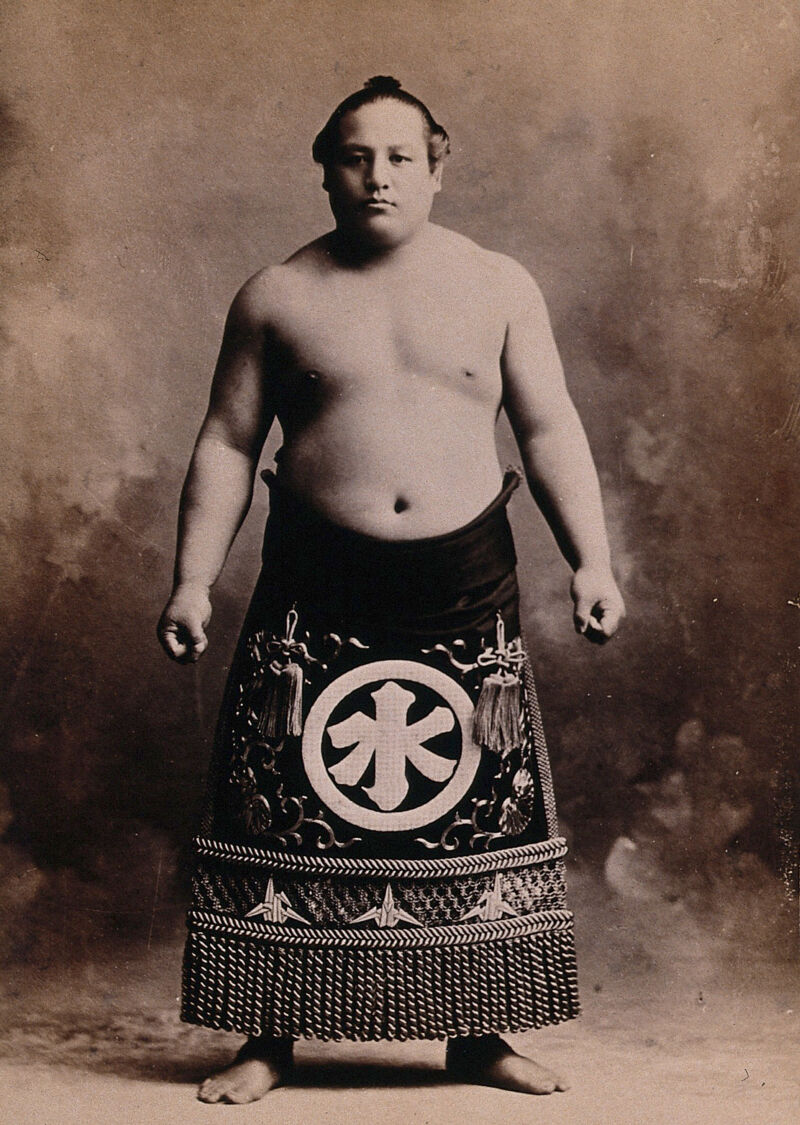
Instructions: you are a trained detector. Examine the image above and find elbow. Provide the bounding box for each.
[196,425,261,465]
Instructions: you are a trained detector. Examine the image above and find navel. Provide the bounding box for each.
[394,496,409,514]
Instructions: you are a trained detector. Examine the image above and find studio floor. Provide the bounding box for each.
[2,887,797,1125]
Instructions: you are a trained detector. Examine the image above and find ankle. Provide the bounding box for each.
[447,1033,507,1063]
[236,1036,295,1066]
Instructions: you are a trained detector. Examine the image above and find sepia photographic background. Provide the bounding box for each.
[2,1,797,1121]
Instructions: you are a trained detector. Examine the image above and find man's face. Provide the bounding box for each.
[323,100,442,249]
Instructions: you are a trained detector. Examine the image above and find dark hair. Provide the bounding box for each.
[312,76,450,170]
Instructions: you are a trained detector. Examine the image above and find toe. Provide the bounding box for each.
[219,1082,257,1105]
[511,1063,556,1094]
[197,1080,221,1103]
[534,1075,557,1094]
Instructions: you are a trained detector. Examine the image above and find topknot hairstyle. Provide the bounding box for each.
[365,75,403,93]
[312,76,450,170]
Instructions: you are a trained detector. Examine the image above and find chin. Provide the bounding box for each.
[363,227,408,249]
[356,215,423,249]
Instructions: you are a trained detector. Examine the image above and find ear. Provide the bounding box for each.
[431,161,443,194]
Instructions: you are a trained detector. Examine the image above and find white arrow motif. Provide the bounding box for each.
[327,681,456,811]
[245,877,310,925]
[349,883,423,928]
[459,872,518,922]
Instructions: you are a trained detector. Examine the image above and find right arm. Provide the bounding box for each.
[158,277,275,662]
[499,260,625,643]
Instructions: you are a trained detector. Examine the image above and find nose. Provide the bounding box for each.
[365,156,391,191]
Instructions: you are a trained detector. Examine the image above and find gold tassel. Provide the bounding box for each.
[258,660,304,740]
[282,659,304,736]
[473,668,522,754]
[473,614,523,754]
[473,670,503,746]
[257,608,305,740]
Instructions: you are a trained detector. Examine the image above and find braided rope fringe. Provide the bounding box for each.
[181,918,579,1041]
[192,835,568,878]
[187,907,573,947]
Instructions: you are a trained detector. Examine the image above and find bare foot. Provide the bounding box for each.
[445,1034,568,1095]
[197,1037,294,1104]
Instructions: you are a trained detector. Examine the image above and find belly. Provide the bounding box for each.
[275,392,505,539]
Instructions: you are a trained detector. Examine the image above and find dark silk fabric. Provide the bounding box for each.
[255,468,522,643]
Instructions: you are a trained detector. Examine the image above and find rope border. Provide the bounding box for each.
[520,638,559,838]
[187,907,574,948]
[193,835,567,878]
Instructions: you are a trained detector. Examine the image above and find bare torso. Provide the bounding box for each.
[257,224,514,538]
[161,91,623,730]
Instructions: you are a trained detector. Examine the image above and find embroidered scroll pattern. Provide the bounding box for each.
[227,615,540,854]
[413,634,539,851]
[228,627,365,851]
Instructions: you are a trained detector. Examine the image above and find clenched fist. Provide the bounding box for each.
[570,566,625,645]
[157,582,212,663]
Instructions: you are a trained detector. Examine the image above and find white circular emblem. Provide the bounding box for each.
[302,660,480,832]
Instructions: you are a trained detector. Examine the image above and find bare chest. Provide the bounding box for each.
[269,276,507,397]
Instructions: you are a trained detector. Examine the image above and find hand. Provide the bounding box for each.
[157,582,212,663]
[570,566,625,645]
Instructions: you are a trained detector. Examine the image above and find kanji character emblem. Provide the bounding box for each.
[302,660,481,831]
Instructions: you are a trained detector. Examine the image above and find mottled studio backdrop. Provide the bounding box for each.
[2,0,797,972]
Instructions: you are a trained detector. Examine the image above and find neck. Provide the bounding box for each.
[327,223,432,269]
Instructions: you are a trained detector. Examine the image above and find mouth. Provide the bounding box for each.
[361,199,395,210]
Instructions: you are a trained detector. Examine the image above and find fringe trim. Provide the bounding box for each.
[181,914,579,1041]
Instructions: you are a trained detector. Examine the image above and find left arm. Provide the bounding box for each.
[500,262,625,643]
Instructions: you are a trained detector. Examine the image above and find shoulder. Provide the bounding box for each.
[482,251,549,324]
[430,227,549,321]
[225,267,283,333]
[226,244,328,332]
